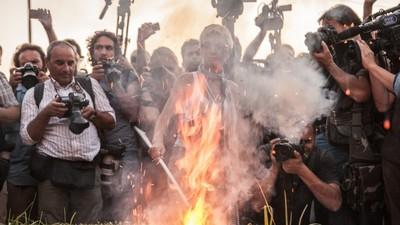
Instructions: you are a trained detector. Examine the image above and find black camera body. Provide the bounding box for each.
[273,139,304,162]
[102,59,122,83]
[255,2,292,30]
[16,62,39,89]
[58,92,90,134]
[304,26,340,53]
[260,139,305,162]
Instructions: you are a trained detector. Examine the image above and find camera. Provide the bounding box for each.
[102,59,122,83]
[259,139,305,162]
[255,1,292,31]
[16,62,39,89]
[58,92,90,134]
[304,26,341,53]
[151,22,160,32]
[99,144,126,186]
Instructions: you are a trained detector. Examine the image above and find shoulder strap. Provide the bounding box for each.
[34,83,45,108]
[76,76,95,109]
[34,77,95,109]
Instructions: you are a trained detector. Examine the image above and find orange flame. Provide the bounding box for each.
[174,73,225,225]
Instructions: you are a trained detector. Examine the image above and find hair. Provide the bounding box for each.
[86,30,121,64]
[199,24,233,50]
[64,38,82,58]
[130,49,151,65]
[318,4,361,26]
[181,39,199,57]
[12,43,46,69]
[149,47,179,70]
[46,40,78,62]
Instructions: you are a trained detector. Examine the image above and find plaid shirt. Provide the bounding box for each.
[0,72,19,107]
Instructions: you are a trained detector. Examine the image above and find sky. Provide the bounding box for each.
[0,0,398,75]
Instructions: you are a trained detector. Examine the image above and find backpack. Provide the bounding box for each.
[34,76,95,108]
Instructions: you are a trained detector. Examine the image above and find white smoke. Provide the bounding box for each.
[235,56,335,142]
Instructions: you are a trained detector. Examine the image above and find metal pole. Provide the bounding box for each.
[27,0,32,43]
[134,126,190,207]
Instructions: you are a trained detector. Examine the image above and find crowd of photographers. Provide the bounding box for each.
[0,0,399,224]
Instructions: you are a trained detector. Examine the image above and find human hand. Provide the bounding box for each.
[148,143,165,161]
[35,8,53,31]
[312,41,334,67]
[282,151,305,175]
[81,106,96,121]
[91,64,105,81]
[42,97,68,118]
[138,22,159,43]
[37,71,48,83]
[356,39,377,70]
[9,68,22,90]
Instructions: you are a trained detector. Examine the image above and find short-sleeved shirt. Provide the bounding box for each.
[270,148,339,225]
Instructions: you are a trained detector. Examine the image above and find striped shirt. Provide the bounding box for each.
[20,77,115,161]
[0,72,19,107]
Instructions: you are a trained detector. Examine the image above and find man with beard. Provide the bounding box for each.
[88,30,141,222]
[6,43,48,222]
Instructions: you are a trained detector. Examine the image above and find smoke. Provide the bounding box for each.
[234,54,335,142]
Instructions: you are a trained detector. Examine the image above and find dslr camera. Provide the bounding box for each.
[259,139,305,162]
[102,59,122,83]
[58,92,90,134]
[304,26,341,53]
[99,144,126,187]
[16,62,39,89]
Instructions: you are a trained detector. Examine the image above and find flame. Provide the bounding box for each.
[174,73,226,225]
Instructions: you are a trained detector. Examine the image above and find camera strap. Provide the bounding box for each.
[34,76,96,109]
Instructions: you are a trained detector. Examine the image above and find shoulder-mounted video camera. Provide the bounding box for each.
[58,92,90,134]
[16,62,39,89]
[259,139,305,162]
[255,0,292,30]
[102,59,122,83]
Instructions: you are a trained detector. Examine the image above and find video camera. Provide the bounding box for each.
[259,139,305,162]
[58,92,90,134]
[212,0,256,19]
[102,59,122,83]
[255,0,292,30]
[16,62,39,89]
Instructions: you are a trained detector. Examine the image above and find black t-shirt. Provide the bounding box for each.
[269,148,339,225]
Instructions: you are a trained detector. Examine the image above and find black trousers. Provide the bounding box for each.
[383,159,400,225]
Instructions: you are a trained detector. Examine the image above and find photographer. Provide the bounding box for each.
[250,125,341,225]
[6,43,47,222]
[87,30,141,222]
[20,41,115,224]
[357,38,399,224]
[0,46,20,191]
[308,4,385,225]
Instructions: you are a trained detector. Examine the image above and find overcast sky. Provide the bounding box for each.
[0,0,397,75]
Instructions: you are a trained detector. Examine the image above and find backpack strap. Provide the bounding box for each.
[34,83,45,108]
[76,76,96,109]
[33,76,95,109]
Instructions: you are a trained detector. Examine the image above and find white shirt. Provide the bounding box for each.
[20,77,116,161]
